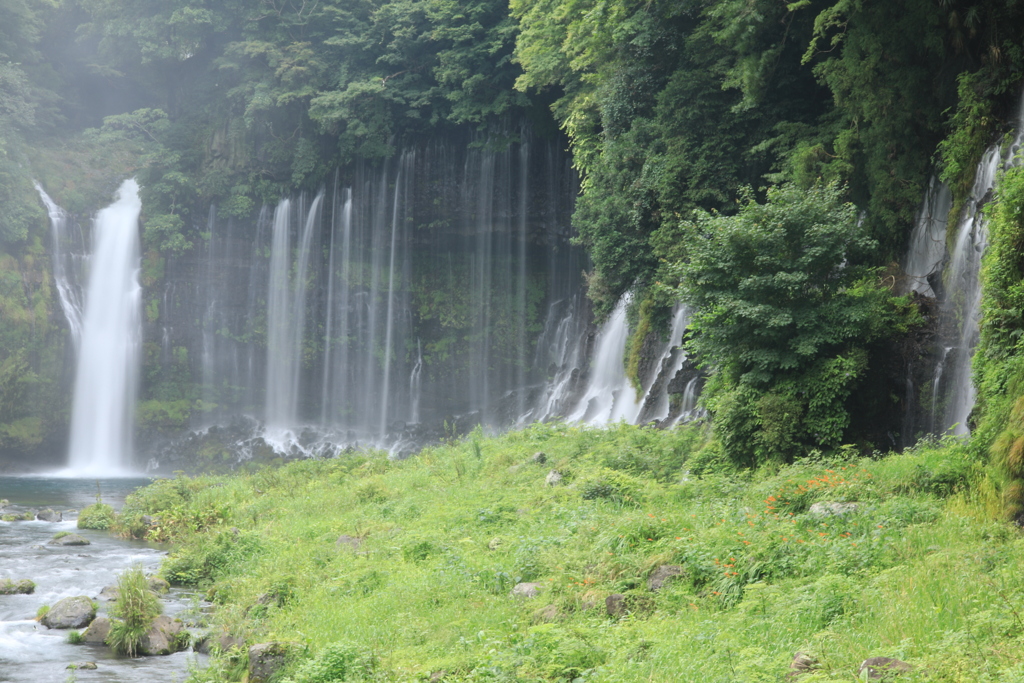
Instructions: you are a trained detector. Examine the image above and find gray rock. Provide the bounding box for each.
[67,662,97,670]
[430,670,447,682]
[545,470,563,486]
[147,577,170,594]
[647,564,684,592]
[606,593,626,617]
[858,657,912,679]
[49,533,91,546]
[336,534,363,551]
[42,596,96,629]
[808,502,860,517]
[248,642,292,683]
[789,651,817,678]
[36,509,62,522]
[98,585,119,602]
[194,631,244,654]
[82,617,111,644]
[533,604,562,622]
[605,593,655,618]
[512,582,543,599]
[531,452,547,464]
[140,616,188,656]
[0,579,35,594]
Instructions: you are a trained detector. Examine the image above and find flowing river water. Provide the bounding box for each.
[0,477,205,682]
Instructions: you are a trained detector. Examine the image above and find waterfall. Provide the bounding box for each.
[566,296,641,425]
[901,178,952,298]
[65,179,143,474]
[265,193,324,432]
[35,184,85,347]
[913,91,1024,436]
[410,339,423,424]
[635,305,693,424]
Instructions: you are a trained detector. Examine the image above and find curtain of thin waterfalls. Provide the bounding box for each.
[66,179,143,473]
[36,184,86,347]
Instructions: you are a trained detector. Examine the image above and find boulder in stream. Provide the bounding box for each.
[42,596,96,629]
[49,533,91,546]
[140,615,189,656]
[82,617,111,644]
[0,578,35,594]
[36,509,62,522]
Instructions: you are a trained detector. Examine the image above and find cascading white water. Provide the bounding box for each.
[901,178,952,298]
[35,184,85,347]
[265,192,324,433]
[567,296,641,425]
[635,305,692,424]
[921,91,1024,436]
[65,179,143,474]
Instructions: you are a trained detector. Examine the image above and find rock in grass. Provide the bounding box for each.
[605,593,655,618]
[533,604,562,622]
[789,652,817,678]
[858,657,912,679]
[336,534,363,552]
[0,579,35,594]
[49,533,90,546]
[531,452,547,464]
[194,631,244,654]
[36,509,62,522]
[82,617,111,644]
[808,502,860,517]
[140,616,188,656]
[647,564,684,591]
[42,596,96,629]
[248,642,292,683]
[66,662,97,670]
[545,470,563,486]
[512,582,543,599]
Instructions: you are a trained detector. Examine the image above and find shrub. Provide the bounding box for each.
[67,630,83,644]
[281,642,377,683]
[107,564,162,656]
[78,502,116,530]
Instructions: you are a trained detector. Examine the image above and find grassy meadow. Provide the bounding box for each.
[111,423,1024,682]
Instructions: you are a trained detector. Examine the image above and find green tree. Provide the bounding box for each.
[670,183,917,464]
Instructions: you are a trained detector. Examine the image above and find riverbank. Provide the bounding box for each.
[120,423,1024,682]
[0,477,205,682]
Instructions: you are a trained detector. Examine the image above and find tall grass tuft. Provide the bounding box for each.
[107,564,162,656]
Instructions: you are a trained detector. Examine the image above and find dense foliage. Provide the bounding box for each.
[669,183,917,465]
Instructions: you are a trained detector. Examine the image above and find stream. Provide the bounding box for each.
[0,477,206,683]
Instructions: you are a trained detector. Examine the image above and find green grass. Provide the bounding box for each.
[107,564,162,656]
[120,423,1024,682]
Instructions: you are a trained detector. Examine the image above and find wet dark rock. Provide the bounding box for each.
[82,617,111,644]
[647,565,684,592]
[140,616,188,656]
[36,509,62,522]
[0,579,35,594]
[42,596,96,629]
[512,582,543,599]
[248,642,293,683]
[49,533,90,546]
[858,657,913,679]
